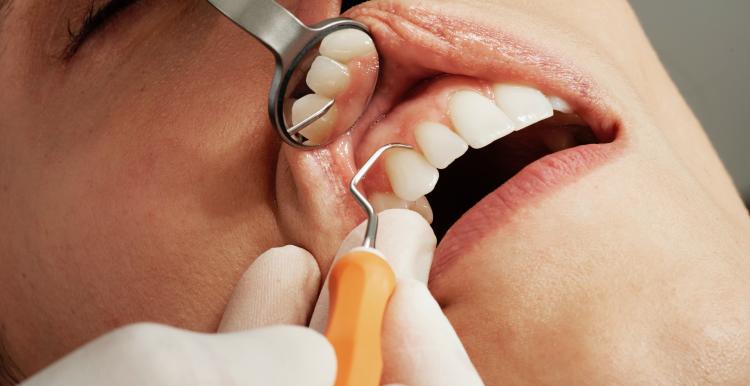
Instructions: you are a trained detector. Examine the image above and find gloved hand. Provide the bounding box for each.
[22,245,335,386]
[309,209,484,386]
[22,209,482,386]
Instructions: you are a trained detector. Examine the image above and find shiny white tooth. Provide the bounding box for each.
[492,84,553,130]
[370,192,409,213]
[408,196,434,224]
[548,95,573,114]
[305,56,350,98]
[448,91,514,149]
[414,122,468,169]
[319,29,375,63]
[291,94,338,145]
[385,148,439,202]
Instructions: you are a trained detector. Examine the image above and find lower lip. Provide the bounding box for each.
[429,140,621,282]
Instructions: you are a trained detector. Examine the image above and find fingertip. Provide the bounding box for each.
[372,209,436,284]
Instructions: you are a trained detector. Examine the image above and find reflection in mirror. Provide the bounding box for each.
[285,28,379,147]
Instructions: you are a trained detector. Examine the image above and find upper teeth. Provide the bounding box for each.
[493,84,554,129]
[370,192,434,224]
[292,29,375,144]
[547,95,573,114]
[319,29,376,63]
[383,83,571,208]
[414,121,468,169]
[384,148,439,202]
[448,90,515,149]
[306,56,350,98]
[291,94,339,145]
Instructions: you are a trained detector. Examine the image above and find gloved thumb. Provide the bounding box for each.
[308,208,436,332]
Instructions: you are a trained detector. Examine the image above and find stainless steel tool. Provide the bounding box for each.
[206,0,378,148]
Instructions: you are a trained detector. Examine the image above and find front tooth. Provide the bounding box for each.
[414,122,468,169]
[492,84,553,130]
[548,95,573,114]
[370,192,409,213]
[448,91,514,149]
[319,29,375,63]
[408,196,434,224]
[384,148,439,202]
[291,94,338,145]
[306,56,350,98]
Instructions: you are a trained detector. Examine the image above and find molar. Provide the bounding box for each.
[448,91,514,149]
[319,29,375,63]
[306,56,350,98]
[493,84,553,130]
[384,148,439,202]
[414,121,468,169]
[291,94,338,145]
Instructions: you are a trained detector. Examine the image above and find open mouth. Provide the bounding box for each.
[336,2,622,277]
[278,1,622,276]
[427,106,600,240]
[353,74,613,242]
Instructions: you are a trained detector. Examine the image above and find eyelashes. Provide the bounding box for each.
[64,0,139,60]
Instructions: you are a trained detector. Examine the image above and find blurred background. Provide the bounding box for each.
[630,0,750,208]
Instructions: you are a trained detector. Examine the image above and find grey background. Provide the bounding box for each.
[629,0,749,207]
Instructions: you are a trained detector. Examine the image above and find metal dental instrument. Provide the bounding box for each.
[206,0,378,148]
[324,143,412,386]
[350,143,413,249]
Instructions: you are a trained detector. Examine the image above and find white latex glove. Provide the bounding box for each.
[23,209,483,386]
[310,209,484,386]
[22,246,335,386]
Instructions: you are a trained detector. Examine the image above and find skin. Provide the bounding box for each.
[1,0,749,384]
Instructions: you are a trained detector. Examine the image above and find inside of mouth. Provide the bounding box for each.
[426,111,599,241]
[341,0,368,12]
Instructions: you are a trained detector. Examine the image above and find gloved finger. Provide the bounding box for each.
[23,323,335,386]
[381,279,484,386]
[308,208,436,332]
[218,245,321,332]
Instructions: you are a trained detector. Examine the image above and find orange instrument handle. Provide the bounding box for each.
[324,247,396,386]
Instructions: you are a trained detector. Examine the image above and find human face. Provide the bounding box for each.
[1,0,749,382]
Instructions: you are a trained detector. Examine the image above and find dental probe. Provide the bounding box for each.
[325,143,412,386]
[205,0,378,148]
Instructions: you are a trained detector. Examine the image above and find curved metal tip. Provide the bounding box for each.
[287,98,336,136]
[350,143,413,249]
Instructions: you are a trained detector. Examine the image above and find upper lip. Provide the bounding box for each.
[345,0,620,147]
[339,1,624,279]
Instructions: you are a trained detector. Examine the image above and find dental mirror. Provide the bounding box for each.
[206,0,380,148]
